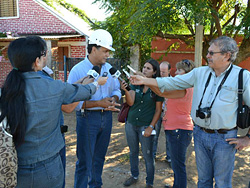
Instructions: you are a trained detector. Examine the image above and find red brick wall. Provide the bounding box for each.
[0,61,12,87]
[151,36,250,76]
[0,37,87,86]
[0,47,12,87]
[0,0,77,35]
[59,37,86,58]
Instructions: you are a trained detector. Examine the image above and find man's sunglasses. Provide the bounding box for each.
[207,51,224,56]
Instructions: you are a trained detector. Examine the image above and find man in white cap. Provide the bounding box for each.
[67,29,121,188]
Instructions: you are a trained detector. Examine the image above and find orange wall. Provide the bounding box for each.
[151,36,250,76]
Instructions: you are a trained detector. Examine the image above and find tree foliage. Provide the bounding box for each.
[93,0,250,65]
[44,0,250,65]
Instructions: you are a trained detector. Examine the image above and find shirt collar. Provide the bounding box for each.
[209,63,233,77]
[22,71,41,79]
[85,56,106,69]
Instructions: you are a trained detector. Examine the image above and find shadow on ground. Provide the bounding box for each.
[63,112,250,188]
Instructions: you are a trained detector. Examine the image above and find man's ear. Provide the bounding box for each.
[225,52,231,62]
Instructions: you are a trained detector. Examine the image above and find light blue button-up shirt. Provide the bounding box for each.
[67,57,121,111]
[156,65,250,130]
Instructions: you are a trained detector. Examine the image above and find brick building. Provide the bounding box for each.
[0,0,89,86]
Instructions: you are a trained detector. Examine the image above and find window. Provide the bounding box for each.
[0,0,18,18]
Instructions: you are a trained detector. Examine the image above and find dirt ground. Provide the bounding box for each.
[63,112,250,188]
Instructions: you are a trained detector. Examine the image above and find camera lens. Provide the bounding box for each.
[199,112,206,119]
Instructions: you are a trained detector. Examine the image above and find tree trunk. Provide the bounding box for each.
[235,38,250,65]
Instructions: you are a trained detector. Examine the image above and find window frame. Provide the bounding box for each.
[0,0,19,19]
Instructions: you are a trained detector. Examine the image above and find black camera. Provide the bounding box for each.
[196,107,211,119]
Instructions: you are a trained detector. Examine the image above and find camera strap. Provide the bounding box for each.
[198,64,233,110]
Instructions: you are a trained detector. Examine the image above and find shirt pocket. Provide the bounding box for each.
[219,85,237,103]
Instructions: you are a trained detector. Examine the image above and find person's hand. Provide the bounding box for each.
[226,136,250,151]
[104,105,120,112]
[98,97,113,108]
[120,81,129,91]
[97,76,108,85]
[104,96,121,111]
[130,75,145,85]
[74,76,94,85]
[143,126,153,137]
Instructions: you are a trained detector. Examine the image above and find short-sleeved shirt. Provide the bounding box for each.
[67,56,121,111]
[127,85,164,127]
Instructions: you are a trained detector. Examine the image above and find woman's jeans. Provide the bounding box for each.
[16,153,63,188]
[165,129,193,188]
[125,121,155,186]
[193,125,237,188]
[153,117,171,161]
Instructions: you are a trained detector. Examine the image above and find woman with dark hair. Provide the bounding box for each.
[121,59,164,188]
[0,36,106,188]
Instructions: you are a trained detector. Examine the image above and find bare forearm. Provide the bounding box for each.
[61,102,79,113]
[149,85,163,97]
[149,85,186,98]
[150,102,162,127]
[81,100,100,109]
[125,90,135,106]
[143,77,159,87]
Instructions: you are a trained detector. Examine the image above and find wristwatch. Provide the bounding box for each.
[246,133,250,139]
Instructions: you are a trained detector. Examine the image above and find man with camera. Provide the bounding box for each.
[129,36,250,187]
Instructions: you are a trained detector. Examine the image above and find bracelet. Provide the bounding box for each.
[149,125,154,129]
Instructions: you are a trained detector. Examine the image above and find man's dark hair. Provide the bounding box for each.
[87,43,102,54]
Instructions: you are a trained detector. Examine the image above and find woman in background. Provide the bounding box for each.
[121,59,164,188]
[161,59,195,188]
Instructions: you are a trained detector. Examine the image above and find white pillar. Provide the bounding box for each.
[46,40,52,68]
[130,44,140,72]
[195,24,204,67]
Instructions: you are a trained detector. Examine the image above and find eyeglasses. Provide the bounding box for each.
[207,51,224,56]
[182,59,191,67]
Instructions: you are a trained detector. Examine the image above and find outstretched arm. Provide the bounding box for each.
[130,75,158,87]
[150,85,186,99]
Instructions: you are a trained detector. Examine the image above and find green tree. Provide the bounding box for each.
[96,0,250,65]
[44,0,250,65]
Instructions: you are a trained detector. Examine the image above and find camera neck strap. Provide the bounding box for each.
[198,64,233,110]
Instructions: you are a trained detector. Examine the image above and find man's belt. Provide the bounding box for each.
[84,109,105,113]
[61,125,68,133]
[198,125,237,134]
